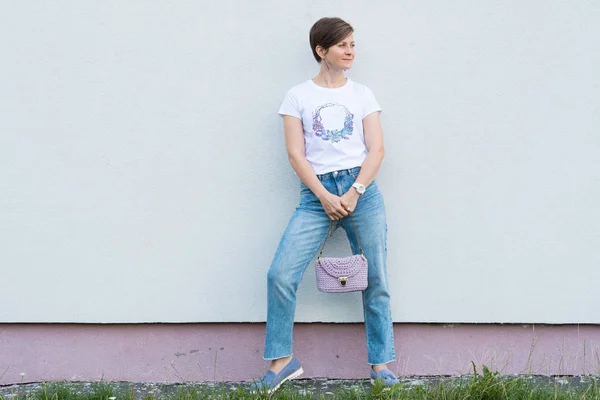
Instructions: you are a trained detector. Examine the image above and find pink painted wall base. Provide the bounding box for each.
[1,323,599,385]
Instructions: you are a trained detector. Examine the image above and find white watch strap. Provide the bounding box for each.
[352,182,365,194]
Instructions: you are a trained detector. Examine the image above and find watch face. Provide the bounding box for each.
[354,183,366,194]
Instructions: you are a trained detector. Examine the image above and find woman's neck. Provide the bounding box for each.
[312,65,347,88]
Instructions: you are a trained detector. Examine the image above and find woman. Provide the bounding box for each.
[253,17,399,393]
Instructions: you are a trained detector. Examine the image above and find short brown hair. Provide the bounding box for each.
[309,17,354,63]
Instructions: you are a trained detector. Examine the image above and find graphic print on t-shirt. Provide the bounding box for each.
[312,103,355,143]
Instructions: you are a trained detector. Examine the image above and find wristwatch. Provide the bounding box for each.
[352,182,366,195]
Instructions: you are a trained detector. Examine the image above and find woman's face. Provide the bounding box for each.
[321,34,355,71]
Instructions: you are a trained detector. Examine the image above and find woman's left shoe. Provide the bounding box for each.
[370,368,400,386]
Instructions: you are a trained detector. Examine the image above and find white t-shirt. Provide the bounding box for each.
[278,78,382,175]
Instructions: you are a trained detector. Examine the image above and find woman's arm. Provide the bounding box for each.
[283,115,350,220]
[355,111,385,186]
[340,111,385,212]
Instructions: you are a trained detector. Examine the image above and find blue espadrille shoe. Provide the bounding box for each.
[250,356,304,394]
[370,368,400,387]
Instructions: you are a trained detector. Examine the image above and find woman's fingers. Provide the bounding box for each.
[334,204,350,218]
[328,211,344,221]
[323,197,353,220]
[347,201,357,213]
[326,208,338,220]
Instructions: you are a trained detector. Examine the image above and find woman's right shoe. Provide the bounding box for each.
[249,356,304,394]
[370,368,400,387]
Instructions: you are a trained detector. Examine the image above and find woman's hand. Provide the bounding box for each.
[340,188,360,214]
[319,192,350,221]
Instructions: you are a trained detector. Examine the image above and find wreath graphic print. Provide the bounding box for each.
[312,103,355,143]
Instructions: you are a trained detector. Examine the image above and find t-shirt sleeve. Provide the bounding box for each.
[278,89,302,119]
[362,86,382,119]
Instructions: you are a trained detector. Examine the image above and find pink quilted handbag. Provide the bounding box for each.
[315,216,368,293]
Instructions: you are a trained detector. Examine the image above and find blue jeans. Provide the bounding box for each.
[264,166,396,365]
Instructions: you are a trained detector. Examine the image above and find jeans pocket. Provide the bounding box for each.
[367,180,377,191]
[349,167,360,179]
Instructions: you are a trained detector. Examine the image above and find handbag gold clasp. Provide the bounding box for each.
[338,277,348,286]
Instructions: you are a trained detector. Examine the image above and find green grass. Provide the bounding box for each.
[2,366,599,400]
[8,382,135,400]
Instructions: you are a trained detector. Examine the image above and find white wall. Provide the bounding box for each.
[1,1,599,323]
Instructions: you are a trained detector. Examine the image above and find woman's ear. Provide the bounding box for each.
[316,45,328,60]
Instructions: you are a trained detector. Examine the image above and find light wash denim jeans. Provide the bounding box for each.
[264,166,396,365]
